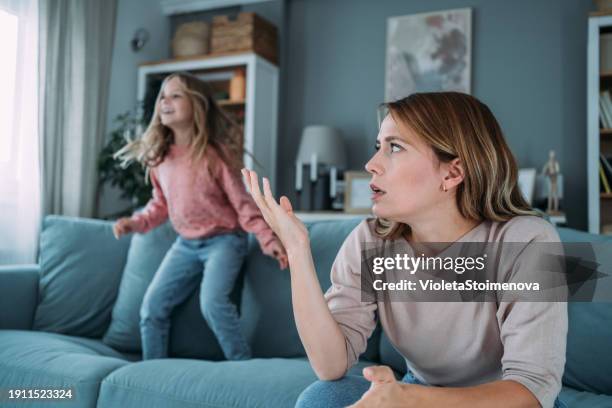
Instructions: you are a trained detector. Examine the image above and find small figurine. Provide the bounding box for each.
[541,150,561,214]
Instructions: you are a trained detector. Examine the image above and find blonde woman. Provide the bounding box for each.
[113,72,287,361]
[243,92,567,408]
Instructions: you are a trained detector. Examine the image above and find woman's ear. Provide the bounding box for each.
[444,158,465,189]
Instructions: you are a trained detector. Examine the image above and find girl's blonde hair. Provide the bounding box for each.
[115,72,243,173]
[375,92,537,240]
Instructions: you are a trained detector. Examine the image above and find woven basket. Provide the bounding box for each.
[172,22,210,58]
[595,0,612,11]
[211,12,277,64]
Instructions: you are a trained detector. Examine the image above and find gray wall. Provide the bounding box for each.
[278,0,593,230]
[99,0,171,217]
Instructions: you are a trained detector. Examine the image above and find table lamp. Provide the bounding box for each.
[295,126,347,211]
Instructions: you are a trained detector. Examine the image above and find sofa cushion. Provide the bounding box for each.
[103,222,176,352]
[103,221,226,360]
[96,357,373,408]
[379,330,406,375]
[33,216,131,338]
[565,302,612,395]
[558,386,612,408]
[0,330,129,408]
[239,219,380,361]
[556,228,612,395]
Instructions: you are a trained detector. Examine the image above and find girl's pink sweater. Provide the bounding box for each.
[130,144,277,254]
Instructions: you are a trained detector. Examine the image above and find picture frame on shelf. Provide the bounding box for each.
[517,168,537,206]
[344,171,372,214]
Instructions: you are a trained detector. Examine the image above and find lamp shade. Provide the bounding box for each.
[296,125,347,168]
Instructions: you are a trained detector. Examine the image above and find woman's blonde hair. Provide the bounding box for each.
[375,92,537,240]
[115,72,243,173]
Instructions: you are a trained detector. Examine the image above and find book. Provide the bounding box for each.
[599,91,612,129]
[599,95,609,129]
[601,154,612,181]
[602,91,612,128]
[600,163,611,193]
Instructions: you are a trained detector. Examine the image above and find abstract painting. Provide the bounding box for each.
[385,8,472,101]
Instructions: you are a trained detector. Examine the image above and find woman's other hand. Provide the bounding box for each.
[349,366,421,408]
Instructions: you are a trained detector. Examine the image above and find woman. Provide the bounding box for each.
[242,92,567,408]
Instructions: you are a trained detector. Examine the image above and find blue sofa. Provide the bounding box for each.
[0,215,611,408]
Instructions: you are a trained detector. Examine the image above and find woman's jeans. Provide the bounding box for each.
[295,370,566,408]
[139,232,250,361]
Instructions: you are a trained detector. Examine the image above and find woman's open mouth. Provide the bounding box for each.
[370,184,386,201]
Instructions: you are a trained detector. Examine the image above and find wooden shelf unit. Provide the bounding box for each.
[588,15,612,233]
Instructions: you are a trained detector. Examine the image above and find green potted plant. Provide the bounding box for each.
[98,111,151,218]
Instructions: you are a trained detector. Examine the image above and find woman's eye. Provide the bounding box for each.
[390,143,403,153]
[374,143,381,151]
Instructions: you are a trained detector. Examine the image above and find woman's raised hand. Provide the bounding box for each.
[242,168,309,255]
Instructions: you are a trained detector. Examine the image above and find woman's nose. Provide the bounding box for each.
[365,153,383,175]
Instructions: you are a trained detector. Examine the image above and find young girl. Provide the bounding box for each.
[112,72,287,361]
[243,92,567,408]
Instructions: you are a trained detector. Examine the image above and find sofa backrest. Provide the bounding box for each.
[101,217,381,362]
[239,218,380,361]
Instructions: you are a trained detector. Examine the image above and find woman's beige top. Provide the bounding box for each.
[324,215,567,408]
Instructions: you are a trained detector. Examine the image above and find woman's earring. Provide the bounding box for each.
[442,183,447,192]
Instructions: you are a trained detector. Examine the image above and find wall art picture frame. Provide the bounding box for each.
[385,8,472,102]
[344,171,372,214]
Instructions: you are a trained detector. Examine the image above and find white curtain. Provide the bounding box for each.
[39,0,117,217]
[0,0,40,265]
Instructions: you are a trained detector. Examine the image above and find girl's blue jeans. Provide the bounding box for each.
[296,370,566,408]
[139,232,251,361]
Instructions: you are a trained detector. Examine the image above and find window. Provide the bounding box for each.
[0,9,18,163]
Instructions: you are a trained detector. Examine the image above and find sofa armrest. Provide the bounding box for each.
[0,264,39,330]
